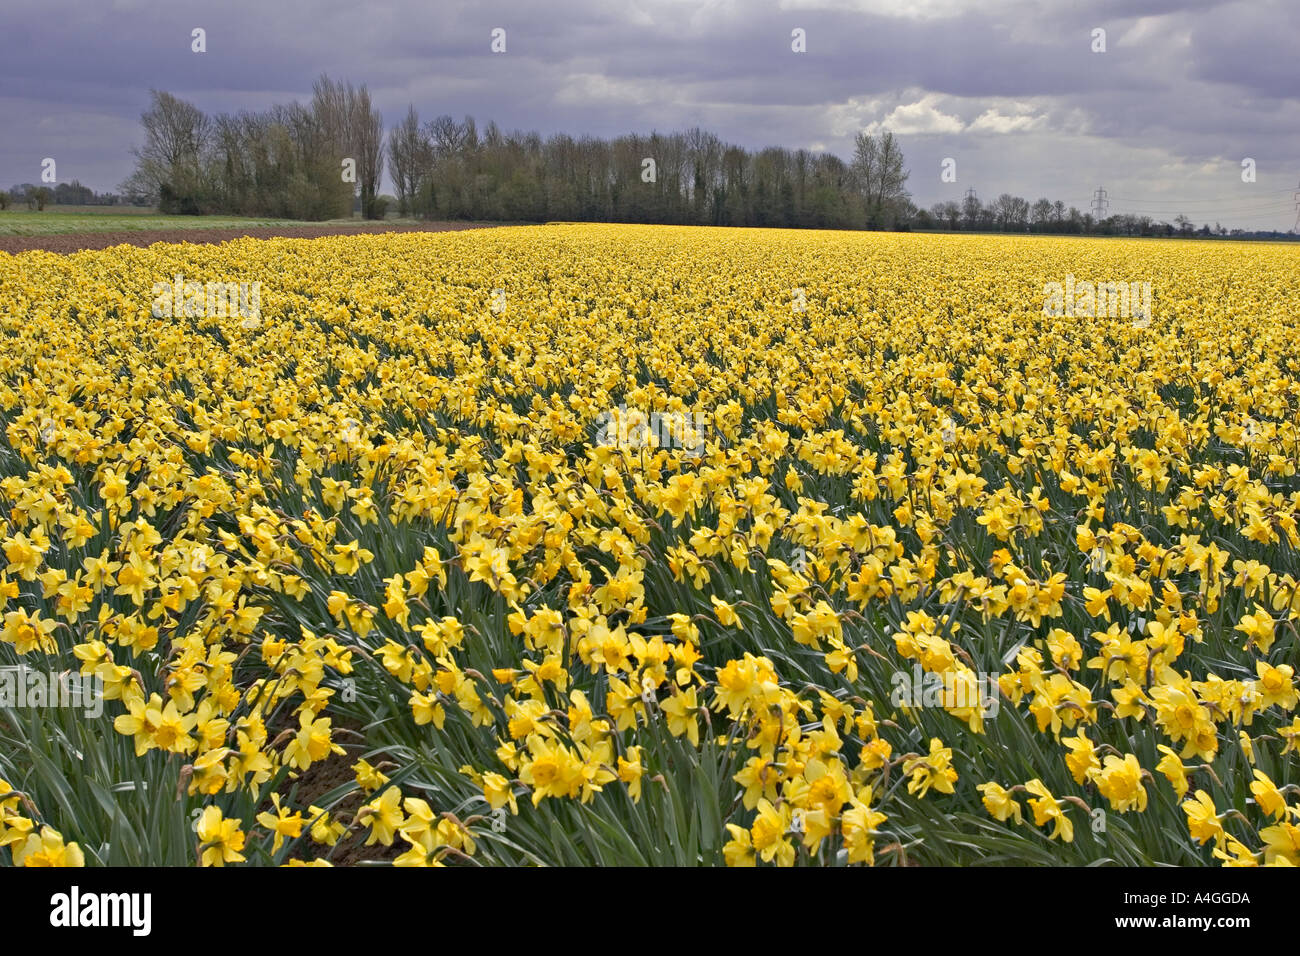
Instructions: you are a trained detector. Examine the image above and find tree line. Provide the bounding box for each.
[2,181,123,210]
[119,77,383,219]
[120,82,913,228]
[115,80,1290,238]
[919,193,1264,238]
[386,111,911,228]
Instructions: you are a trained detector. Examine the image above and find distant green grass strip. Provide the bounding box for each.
[0,210,351,236]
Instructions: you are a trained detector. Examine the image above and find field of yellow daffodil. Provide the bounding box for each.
[1,224,1298,867]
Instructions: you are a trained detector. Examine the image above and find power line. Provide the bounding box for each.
[1067,185,1296,225]
[1111,204,1296,220]
[1106,186,1296,203]
[1106,197,1295,210]
[956,183,1291,228]
[1103,200,1296,215]
[1062,189,1293,225]
[1090,185,1109,219]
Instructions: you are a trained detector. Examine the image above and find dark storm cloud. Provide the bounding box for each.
[1,0,1294,229]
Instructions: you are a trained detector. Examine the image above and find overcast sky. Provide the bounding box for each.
[2,0,1296,229]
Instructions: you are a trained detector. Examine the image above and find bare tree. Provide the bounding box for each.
[1030,198,1053,231]
[120,90,211,209]
[851,132,878,212]
[932,200,961,229]
[426,115,468,157]
[851,130,910,227]
[1009,195,1030,231]
[312,74,385,218]
[353,84,384,218]
[873,131,910,222]
[387,105,429,216]
[993,193,1031,230]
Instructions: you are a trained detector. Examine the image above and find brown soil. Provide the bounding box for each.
[0,221,507,256]
[265,713,407,866]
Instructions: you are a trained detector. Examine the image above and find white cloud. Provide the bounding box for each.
[832,92,1061,139]
[554,73,661,107]
[777,0,1024,20]
[825,95,887,136]
[967,105,1045,134]
[865,94,965,135]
